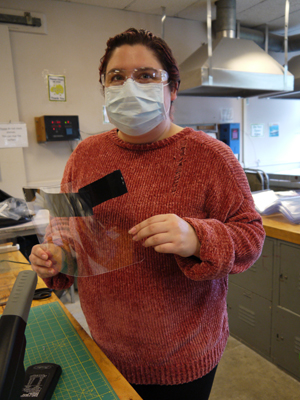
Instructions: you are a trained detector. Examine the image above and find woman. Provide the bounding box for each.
[30,28,265,400]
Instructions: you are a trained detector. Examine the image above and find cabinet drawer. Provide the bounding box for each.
[229,237,274,300]
[272,306,300,380]
[278,241,300,315]
[227,281,272,357]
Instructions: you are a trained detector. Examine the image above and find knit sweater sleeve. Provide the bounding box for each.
[175,143,265,281]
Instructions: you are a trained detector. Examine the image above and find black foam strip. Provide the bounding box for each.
[40,170,127,218]
[79,169,127,208]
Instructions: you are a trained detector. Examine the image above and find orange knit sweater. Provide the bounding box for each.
[44,127,265,385]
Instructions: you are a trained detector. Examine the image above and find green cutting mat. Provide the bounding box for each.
[24,301,119,400]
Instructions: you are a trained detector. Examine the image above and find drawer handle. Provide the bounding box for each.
[279,274,288,282]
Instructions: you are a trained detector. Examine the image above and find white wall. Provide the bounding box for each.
[1,0,300,195]
[174,97,242,128]
[0,25,27,198]
[242,49,300,169]
[243,97,300,169]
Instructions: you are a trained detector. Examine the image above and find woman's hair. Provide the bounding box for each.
[99,28,180,92]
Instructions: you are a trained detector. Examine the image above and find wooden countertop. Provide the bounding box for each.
[262,213,300,245]
[0,246,142,400]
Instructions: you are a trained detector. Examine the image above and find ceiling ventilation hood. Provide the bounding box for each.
[178,0,294,98]
[259,54,300,99]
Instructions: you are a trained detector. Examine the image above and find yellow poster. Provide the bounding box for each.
[48,75,66,101]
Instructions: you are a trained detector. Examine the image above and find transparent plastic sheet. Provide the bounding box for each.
[279,197,300,224]
[252,189,300,223]
[23,172,143,276]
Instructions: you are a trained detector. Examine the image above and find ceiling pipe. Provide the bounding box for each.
[238,27,300,53]
[209,0,300,52]
[283,0,290,84]
[161,7,166,39]
[213,0,236,38]
[264,25,269,52]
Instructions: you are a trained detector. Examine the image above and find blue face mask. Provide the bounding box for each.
[104,79,168,136]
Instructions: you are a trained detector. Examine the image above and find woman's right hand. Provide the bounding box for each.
[29,243,62,279]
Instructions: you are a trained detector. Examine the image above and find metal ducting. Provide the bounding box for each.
[259,54,300,99]
[239,27,300,53]
[178,0,294,98]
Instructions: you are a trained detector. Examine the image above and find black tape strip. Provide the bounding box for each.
[38,170,127,218]
[78,170,127,208]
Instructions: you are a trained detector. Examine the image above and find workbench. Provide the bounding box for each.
[262,213,300,245]
[228,214,300,381]
[0,246,142,400]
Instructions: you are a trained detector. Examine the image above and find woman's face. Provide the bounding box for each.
[105,44,177,143]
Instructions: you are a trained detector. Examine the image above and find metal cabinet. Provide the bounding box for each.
[276,242,300,316]
[229,238,274,301]
[272,307,300,380]
[227,237,300,380]
[227,282,272,358]
[227,237,274,359]
[272,241,300,380]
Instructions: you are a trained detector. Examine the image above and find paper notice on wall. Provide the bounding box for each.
[0,123,28,148]
[220,107,233,122]
[48,75,66,101]
[269,123,279,137]
[251,124,264,137]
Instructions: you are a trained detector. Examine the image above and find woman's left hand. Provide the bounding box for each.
[129,214,200,258]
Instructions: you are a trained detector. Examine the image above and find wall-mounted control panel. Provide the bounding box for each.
[219,123,240,158]
[35,115,80,143]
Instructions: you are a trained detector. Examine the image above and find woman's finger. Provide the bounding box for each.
[129,214,201,258]
[142,232,171,248]
[29,247,52,269]
[32,244,49,260]
[129,214,169,236]
[29,244,61,279]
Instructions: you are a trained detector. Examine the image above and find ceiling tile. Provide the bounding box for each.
[176,1,217,21]
[51,0,300,33]
[125,0,198,17]
[236,0,266,14]
[237,0,299,25]
[262,9,300,34]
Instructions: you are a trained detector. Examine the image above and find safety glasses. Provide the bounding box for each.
[101,67,169,87]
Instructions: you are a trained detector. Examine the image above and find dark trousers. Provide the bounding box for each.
[131,365,218,400]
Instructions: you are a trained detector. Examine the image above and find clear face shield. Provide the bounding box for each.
[22,170,143,277]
